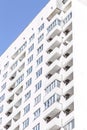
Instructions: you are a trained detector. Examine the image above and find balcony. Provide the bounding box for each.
[46,66,61,80]
[7,95,14,104]
[63,30,72,43]
[62,0,68,4]
[13,112,21,122]
[44,86,61,102]
[46,36,61,54]
[63,57,73,71]
[44,79,61,95]
[5,107,13,117]
[10,61,18,71]
[9,72,16,81]
[15,86,23,96]
[63,47,72,59]
[4,120,12,130]
[45,73,62,90]
[63,23,72,37]
[63,34,72,46]
[46,25,61,43]
[63,87,74,100]
[43,100,61,120]
[63,80,73,94]
[63,40,72,54]
[62,0,72,13]
[63,44,73,66]
[18,63,25,72]
[11,42,27,60]
[47,61,61,75]
[63,95,74,110]
[63,118,75,130]
[63,103,74,124]
[8,83,15,92]
[63,13,72,31]
[46,50,61,67]
[63,53,73,67]
[63,66,73,81]
[46,117,61,130]
[14,99,22,109]
[47,8,61,21]
[19,52,26,62]
[13,126,19,130]
[63,72,73,85]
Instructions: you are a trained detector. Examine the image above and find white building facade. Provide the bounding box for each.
[0,0,74,130]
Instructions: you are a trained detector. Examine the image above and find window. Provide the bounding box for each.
[0,105,3,113]
[44,94,60,110]
[37,44,43,55]
[26,78,32,89]
[38,33,44,43]
[23,118,29,130]
[35,80,42,92]
[34,108,40,120]
[33,123,40,130]
[15,74,24,87]
[26,66,33,76]
[1,82,6,91]
[29,33,35,43]
[36,68,42,78]
[34,94,41,106]
[24,104,30,115]
[27,54,33,64]
[0,93,5,103]
[36,56,43,66]
[25,90,31,101]
[28,43,34,53]
[64,119,74,130]
[38,23,44,32]
[3,72,8,80]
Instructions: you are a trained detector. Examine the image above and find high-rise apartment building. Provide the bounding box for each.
[0,0,74,130]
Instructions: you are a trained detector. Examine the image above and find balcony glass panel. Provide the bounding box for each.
[64,119,74,130]
[45,80,60,94]
[63,12,72,25]
[44,94,60,110]
[47,18,61,34]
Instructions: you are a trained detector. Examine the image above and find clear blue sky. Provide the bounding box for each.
[0,0,49,55]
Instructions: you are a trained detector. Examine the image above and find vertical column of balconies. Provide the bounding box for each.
[61,1,74,129]
[2,42,28,130]
[43,4,63,130]
[43,0,74,130]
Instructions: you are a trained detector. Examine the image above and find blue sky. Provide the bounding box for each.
[0,0,49,55]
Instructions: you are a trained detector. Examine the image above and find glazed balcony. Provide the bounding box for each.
[43,94,62,120]
[44,79,61,96]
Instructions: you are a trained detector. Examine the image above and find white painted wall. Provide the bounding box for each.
[73,0,87,130]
